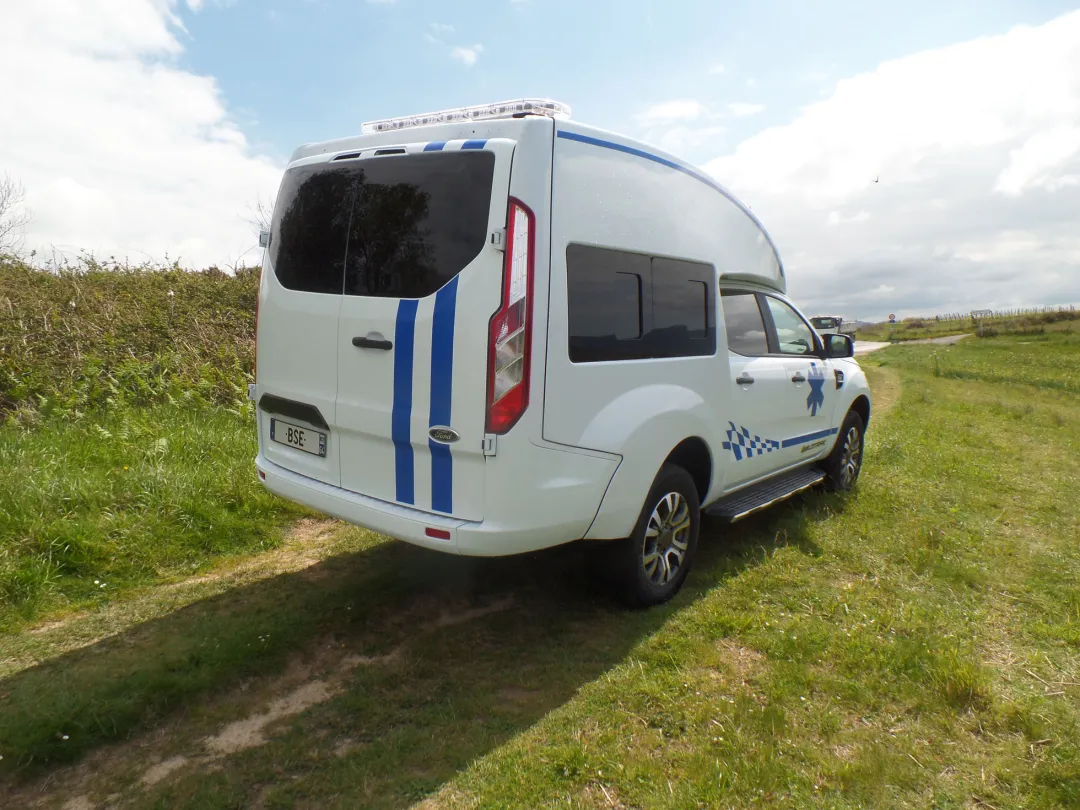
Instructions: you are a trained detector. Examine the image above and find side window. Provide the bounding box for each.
[764,297,817,355]
[567,244,648,363]
[566,246,715,363]
[650,257,716,358]
[720,290,769,355]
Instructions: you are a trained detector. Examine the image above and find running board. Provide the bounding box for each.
[705,467,825,522]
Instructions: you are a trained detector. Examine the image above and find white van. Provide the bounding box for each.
[253,99,872,606]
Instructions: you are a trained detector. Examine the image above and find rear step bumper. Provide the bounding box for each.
[258,455,472,553]
[255,454,610,557]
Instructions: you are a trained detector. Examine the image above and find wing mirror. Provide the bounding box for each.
[258,230,271,249]
[824,333,855,358]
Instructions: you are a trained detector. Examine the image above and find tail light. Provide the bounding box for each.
[486,198,535,434]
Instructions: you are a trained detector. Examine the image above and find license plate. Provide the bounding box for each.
[270,418,327,458]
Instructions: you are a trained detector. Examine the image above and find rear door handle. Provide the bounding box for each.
[791,373,806,383]
[736,374,755,385]
[352,336,393,351]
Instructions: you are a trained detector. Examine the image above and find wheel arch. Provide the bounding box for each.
[849,394,871,428]
[663,437,712,504]
[582,400,717,541]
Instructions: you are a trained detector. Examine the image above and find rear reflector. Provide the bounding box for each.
[425,527,451,540]
[486,198,535,434]
[258,470,266,481]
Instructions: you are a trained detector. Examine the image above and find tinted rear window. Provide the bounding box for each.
[270,151,495,298]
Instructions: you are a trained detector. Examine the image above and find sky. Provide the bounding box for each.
[1,0,1078,320]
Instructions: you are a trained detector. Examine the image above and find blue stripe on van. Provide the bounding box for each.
[428,277,459,514]
[461,139,488,150]
[555,129,785,277]
[423,141,446,152]
[392,299,419,505]
[780,427,839,449]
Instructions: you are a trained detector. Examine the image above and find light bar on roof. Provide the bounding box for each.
[362,98,571,134]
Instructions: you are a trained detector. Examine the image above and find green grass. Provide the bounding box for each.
[0,404,305,630]
[1,334,1078,809]
[856,308,1079,342]
[0,258,258,420]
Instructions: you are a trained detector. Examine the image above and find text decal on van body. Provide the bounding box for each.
[428,276,459,513]
[392,300,419,505]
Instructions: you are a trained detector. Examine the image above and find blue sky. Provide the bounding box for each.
[3,1,1079,318]
[177,0,1075,166]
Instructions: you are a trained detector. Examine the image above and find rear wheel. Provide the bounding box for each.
[822,410,864,491]
[602,464,701,608]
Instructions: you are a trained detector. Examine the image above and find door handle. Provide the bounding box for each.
[352,336,393,351]
[736,374,755,385]
[791,373,806,383]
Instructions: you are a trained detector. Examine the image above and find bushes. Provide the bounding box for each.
[0,258,259,421]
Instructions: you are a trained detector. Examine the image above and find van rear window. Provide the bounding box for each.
[270,151,495,298]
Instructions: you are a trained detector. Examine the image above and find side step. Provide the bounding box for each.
[705,467,825,522]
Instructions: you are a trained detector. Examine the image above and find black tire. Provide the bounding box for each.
[602,464,701,608]
[822,410,865,491]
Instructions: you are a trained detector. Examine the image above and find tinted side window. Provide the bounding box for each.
[720,290,769,355]
[765,296,817,355]
[270,166,352,295]
[566,246,715,363]
[567,244,648,363]
[650,257,716,358]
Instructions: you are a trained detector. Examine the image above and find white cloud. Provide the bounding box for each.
[636,99,708,127]
[728,102,765,117]
[450,44,483,66]
[708,63,726,76]
[995,127,1080,195]
[430,23,455,36]
[0,0,281,268]
[705,10,1080,319]
[827,210,871,226]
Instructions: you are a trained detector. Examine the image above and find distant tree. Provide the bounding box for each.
[0,175,31,257]
[247,195,274,237]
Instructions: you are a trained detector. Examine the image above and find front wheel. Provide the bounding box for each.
[822,410,865,491]
[603,464,701,608]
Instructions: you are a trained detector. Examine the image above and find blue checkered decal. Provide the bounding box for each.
[721,421,781,461]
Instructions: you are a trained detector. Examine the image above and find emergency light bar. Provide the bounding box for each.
[362,98,571,134]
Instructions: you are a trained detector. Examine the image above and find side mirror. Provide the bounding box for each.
[824,333,854,358]
[258,230,271,249]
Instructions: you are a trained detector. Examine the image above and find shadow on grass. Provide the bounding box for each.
[0,492,830,808]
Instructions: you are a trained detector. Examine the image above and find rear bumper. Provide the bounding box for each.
[255,446,618,557]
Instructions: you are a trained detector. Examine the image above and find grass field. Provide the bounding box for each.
[1,333,1078,809]
[0,405,306,631]
[856,308,1079,342]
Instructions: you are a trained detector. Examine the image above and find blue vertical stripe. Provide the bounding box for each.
[423,141,446,152]
[428,277,458,514]
[392,300,419,505]
[460,139,488,150]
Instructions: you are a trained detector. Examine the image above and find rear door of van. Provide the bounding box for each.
[257,161,347,488]
[335,140,514,521]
